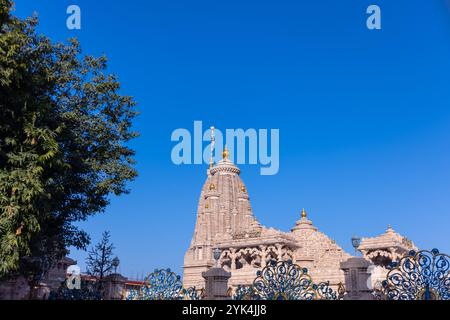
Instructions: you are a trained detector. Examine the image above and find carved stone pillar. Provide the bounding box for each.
[276,244,283,260]
[260,245,267,268]
[230,248,236,271]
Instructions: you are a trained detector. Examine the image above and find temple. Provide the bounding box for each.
[183,128,417,290]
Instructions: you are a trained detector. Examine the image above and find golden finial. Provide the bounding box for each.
[222,145,229,160]
[301,208,307,218]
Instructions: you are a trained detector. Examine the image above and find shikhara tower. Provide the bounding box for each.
[183,128,417,290]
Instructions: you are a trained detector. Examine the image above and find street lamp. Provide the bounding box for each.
[351,235,361,256]
[112,256,120,274]
[213,248,221,268]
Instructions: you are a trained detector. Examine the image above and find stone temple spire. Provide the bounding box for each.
[184,142,262,288]
[188,143,256,246]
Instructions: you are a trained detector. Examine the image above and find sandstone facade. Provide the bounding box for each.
[183,147,351,289]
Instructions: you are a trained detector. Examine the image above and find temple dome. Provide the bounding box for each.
[209,145,240,175]
[209,157,240,175]
[291,208,317,232]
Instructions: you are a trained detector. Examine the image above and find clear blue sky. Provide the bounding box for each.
[15,0,450,278]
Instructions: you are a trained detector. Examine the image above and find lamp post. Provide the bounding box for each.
[202,247,231,299]
[213,248,221,268]
[112,257,120,274]
[351,235,361,256]
[110,257,121,300]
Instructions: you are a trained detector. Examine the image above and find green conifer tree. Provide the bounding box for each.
[0,1,138,286]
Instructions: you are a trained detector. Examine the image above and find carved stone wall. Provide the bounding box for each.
[183,151,350,289]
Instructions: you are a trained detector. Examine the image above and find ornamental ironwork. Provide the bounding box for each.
[233,260,338,300]
[126,268,200,300]
[232,285,260,300]
[49,280,102,300]
[380,248,450,300]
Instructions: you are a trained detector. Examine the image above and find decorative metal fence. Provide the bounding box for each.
[233,260,338,300]
[49,280,103,300]
[126,268,200,300]
[376,248,450,300]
